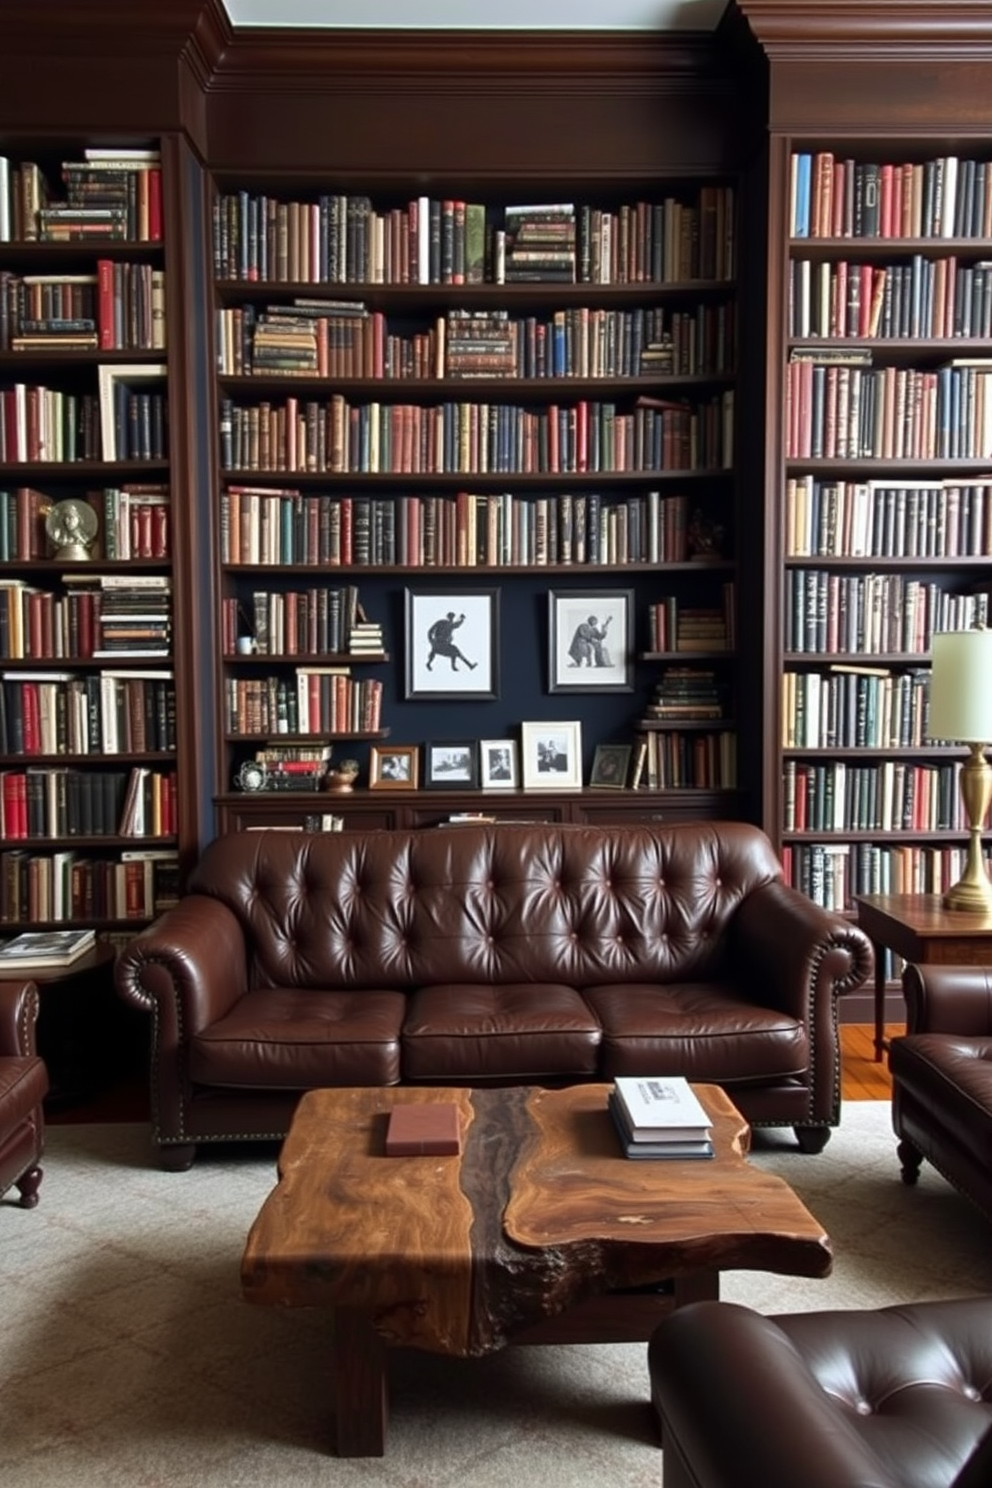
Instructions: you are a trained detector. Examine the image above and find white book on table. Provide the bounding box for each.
[613,1075,712,1140]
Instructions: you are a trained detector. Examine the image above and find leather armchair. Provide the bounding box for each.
[890,964,992,1222]
[0,980,49,1208]
[649,1297,992,1488]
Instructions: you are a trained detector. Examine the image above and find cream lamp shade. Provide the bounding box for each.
[928,630,992,743]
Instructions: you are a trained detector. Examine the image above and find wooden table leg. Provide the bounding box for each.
[672,1271,719,1308]
[332,1307,388,1457]
[872,939,887,1062]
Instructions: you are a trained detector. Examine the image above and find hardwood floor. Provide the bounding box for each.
[840,1023,900,1100]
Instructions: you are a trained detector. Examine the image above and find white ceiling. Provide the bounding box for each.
[221,1,728,30]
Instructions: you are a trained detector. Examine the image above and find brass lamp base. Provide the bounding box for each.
[943,744,992,914]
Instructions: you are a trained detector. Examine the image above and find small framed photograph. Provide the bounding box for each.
[589,743,632,789]
[425,740,477,789]
[479,738,518,790]
[521,720,583,790]
[405,587,500,700]
[548,588,635,693]
[369,743,419,790]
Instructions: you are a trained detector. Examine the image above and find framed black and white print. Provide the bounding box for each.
[548,589,634,693]
[405,588,500,700]
[589,743,632,789]
[425,740,477,789]
[479,738,518,790]
[521,720,583,790]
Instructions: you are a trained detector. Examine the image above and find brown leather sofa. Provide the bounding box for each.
[890,963,992,1223]
[115,821,872,1169]
[648,1297,992,1488]
[0,980,49,1208]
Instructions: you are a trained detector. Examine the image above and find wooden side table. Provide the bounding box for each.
[854,893,992,1061]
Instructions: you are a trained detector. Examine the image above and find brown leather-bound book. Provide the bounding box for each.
[385,1103,461,1157]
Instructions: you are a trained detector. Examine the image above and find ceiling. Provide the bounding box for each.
[220,1,729,30]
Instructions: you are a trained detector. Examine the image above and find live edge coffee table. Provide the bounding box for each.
[241,1083,830,1457]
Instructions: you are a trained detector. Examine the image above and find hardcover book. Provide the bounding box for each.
[0,926,95,968]
[612,1075,712,1139]
[384,1102,462,1157]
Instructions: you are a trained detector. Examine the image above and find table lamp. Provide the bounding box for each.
[928,628,992,912]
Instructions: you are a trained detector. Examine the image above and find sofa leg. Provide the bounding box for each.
[159,1143,197,1172]
[794,1125,831,1154]
[15,1164,43,1208]
[897,1137,923,1185]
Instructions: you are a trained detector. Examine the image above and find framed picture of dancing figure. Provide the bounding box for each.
[405,588,500,700]
[548,589,634,693]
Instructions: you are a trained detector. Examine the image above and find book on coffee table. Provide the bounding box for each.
[612,1075,713,1140]
[608,1092,714,1160]
[385,1103,462,1156]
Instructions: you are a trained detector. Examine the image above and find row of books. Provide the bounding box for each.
[784,574,989,657]
[223,670,383,737]
[630,728,737,791]
[781,842,992,916]
[647,587,735,653]
[608,1076,714,1160]
[789,255,992,342]
[216,300,735,381]
[782,760,961,835]
[0,484,171,563]
[218,390,735,477]
[0,578,173,662]
[219,489,705,570]
[0,846,179,925]
[0,671,176,756]
[212,188,736,287]
[785,357,992,462]
[0,150,164,245]
[789,153,992,241]
[0,764,177,840]
[782,667,930,751]
[0,262,166,352]
[0,386,102,463]
[784,476,992,560]
[220,584,373,658]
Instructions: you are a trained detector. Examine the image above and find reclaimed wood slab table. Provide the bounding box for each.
[241,1083,831,1456]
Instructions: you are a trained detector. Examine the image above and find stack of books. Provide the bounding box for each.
[0,926,96,969]
[608,1075,714,1160]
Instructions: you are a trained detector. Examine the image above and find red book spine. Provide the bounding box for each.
[97,258,116,349]
[147,168,163,242]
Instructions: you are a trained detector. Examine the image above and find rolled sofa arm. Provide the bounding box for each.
[902,963,992,1037]
[116,895,249,1035]
[0,979,40,1058]
[731,879,874,1018]
[649,1301,899,1488]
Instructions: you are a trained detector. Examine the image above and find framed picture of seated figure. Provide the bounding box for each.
[548,588,634,693]
[521,720,583,790]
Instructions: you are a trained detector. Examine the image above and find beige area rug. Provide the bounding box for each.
[3,1103,992,1488]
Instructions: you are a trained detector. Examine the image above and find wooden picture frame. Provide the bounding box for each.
[425,740,477,789]
[589,743,632,789]
[520,720,583,790]
[405,587,500,700]
[479,738,518,790]
[548,588,635,693]
[368,743,419,790]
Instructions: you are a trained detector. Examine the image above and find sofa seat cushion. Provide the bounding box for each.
[889,1034,992,1163]
[0,1056,48,1127]
[402,984,601,1081]
[189,988,405,1089]
[584,982,808,1083]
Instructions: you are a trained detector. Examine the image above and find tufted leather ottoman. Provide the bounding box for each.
[890,965,992,1223]
[648,1297,992,1488]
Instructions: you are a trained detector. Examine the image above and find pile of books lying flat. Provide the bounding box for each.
[609,1075,714,1160]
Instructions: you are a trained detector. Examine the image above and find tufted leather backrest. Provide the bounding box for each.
[187,821,783,990]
